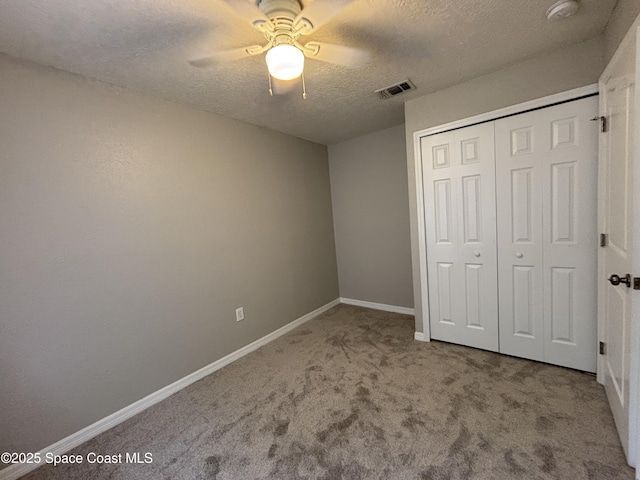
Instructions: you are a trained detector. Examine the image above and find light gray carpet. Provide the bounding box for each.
[21,305,633,479]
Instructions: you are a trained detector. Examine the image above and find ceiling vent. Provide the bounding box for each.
[375,80,416,99]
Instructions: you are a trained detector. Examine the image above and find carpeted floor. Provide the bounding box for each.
[20,304,634,479]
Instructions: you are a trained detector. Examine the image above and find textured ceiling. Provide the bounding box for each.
[0,0,616,144]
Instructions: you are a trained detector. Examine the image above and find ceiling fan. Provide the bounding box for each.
[189,0,370,97]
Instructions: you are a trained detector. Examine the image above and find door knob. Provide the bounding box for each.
[516,252,523,258]
[608,274,631,288]
[474,251,481,257]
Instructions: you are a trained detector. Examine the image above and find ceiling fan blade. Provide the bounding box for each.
[303,41,370,67]
[294,0,353,34]
[188,45,262,67]
[224,0,274,33]
[271,77,300,95]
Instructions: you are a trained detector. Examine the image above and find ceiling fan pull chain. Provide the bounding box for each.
[302,72,307,100]
[267,72,273,96]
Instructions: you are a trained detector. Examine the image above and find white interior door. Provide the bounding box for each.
[599,25,637,462]
[421,122,499,351]
[495,97,598,372]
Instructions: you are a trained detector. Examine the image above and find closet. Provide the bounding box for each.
[420,95,598,372]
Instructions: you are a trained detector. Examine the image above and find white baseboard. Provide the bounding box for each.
[339,297,415,316]
[414,331,428,342]
[0,298,340,480]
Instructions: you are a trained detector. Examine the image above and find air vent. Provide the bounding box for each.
[375,80,416,99]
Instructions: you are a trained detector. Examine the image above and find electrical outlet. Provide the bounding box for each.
[235,307,244,322]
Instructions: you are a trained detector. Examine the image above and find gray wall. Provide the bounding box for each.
[0,54,338,456]
[328,125,413,308]
[404,36,604,333]
[604,0,640,63]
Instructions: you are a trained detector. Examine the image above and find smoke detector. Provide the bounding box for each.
[546,0,579,21]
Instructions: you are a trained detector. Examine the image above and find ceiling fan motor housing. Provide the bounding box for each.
[257,0,302,22]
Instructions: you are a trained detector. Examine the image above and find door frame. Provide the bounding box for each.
[412,84,598,342]
[598,18,640,469]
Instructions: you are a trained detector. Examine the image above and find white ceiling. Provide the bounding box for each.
[0,0,616,144]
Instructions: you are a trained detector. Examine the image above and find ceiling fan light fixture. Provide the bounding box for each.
[266,45,304,80]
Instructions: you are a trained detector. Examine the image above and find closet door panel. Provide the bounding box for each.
[423,136,462,336]
[496,115,545,361]
[542,97,598,372]
[422,122,498,351]
[457,124,499,342]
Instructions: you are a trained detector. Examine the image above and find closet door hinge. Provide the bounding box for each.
[591,116,607,133]
[600,233,607,247]
[599,342,606,355]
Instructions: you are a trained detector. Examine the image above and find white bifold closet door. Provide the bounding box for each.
[495,97,598,372]
[421,122,499,352]
[421,96,598,372]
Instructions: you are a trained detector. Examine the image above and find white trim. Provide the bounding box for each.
[630,21,640,471]
[414,331,427,342]
[339,297,415,315]
[413,84,599,139]
[411,84,599,342]
[413,127,432,343]
[0,298,340,480]
[596,76,608,385]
